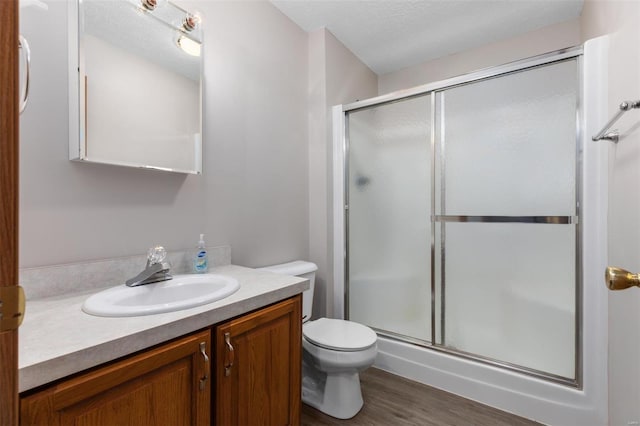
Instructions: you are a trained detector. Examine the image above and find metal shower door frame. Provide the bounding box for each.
[342,46,584,388]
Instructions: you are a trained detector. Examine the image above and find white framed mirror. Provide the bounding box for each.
[69,0,203,174]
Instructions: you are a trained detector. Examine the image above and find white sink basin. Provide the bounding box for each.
[82,274,240,317]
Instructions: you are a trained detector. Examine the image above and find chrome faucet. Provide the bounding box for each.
[126,246,173,287]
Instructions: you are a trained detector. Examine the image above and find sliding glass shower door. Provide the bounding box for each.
[346,57,580,383]
[347,94,432,342]
[435,59,578,379]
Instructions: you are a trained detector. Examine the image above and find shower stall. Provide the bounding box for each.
[332,39,609,425]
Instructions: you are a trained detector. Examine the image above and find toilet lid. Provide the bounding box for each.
[303,318,377,352]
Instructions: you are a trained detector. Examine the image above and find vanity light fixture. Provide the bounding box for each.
[177,35,201,57]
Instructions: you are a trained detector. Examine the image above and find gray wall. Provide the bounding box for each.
[378,18,581,95]
[19,1,309,270]
[582,1,640,424]
[307,29,377,318]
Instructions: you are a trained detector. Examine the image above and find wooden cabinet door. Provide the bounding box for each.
[215,295,301,426]
[20,330,211,426]
[0,0,19,425]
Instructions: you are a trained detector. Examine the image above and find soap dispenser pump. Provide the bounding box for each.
[194,234,208,273]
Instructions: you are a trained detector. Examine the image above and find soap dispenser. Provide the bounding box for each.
[194,234,208,273]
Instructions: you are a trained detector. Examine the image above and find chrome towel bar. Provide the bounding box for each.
[592,100,640,143]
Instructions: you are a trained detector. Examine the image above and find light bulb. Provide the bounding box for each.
[183,13,201,32]
[177,35,201,57]
[140,0,167,11]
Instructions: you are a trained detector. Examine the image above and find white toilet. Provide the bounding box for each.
[258,260,377,419]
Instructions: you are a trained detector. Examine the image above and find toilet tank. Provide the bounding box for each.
[256,260,317,322]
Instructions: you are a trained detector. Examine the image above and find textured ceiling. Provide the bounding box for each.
[271,0,584,75]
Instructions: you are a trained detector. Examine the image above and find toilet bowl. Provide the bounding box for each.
[257,261,377,419]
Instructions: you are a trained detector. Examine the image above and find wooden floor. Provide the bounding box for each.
[301,368,540,426]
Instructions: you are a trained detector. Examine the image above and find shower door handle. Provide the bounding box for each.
[605,266,640,290]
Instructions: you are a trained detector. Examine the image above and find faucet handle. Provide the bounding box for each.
[147,246,167,266]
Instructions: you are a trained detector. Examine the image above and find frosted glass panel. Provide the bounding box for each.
[347,95,431,342]
[442,222,576,379]
[440,60,578,216]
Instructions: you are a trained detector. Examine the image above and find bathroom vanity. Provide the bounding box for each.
[17,264,306,426]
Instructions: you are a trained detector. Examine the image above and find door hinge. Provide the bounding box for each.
[0,286,25,332]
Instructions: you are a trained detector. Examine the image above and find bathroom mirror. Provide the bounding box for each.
[69,0,203,174]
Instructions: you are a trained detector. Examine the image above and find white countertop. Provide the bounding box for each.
[19,264,308,392]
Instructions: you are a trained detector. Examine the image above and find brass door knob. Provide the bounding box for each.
[605,267,640,290]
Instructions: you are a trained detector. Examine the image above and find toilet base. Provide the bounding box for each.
[302,359,364,419]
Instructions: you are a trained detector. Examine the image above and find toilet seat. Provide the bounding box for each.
[303,318,377,352]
